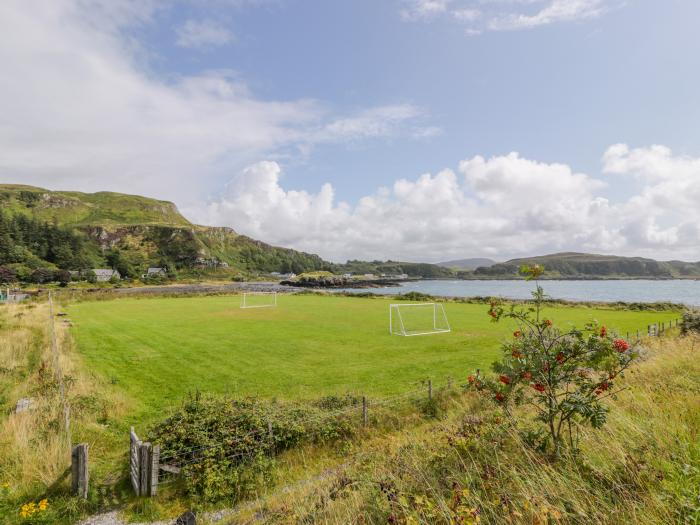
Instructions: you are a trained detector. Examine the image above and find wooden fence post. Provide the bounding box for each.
[130,427,141,496]
[149,445,160,497]
[71,443,89,499]
[362,396,368,426]
[428,380,432,401]
[139,443,151,497]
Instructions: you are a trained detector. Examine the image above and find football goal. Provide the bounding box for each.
[389,303,450,336]
[240,291,277,309]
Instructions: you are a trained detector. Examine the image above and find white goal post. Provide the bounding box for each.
[240,291,278,309]
[389,303,450,336]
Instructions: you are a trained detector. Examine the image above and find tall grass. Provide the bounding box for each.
[221,335,700,524]
[0,302,129,524]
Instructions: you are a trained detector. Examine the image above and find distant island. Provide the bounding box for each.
[462,252,700,280]
[437,257,497,270]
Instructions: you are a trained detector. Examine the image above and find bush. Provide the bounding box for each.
[681,311,700,335]
[148,393,356,502]
[469,265,639,456]
[0,267,16,284]
[399,291,434,301]
[30,268,54,284]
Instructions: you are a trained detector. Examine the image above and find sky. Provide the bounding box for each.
[1,0,700,263]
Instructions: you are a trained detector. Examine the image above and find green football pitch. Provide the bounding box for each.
[67,294,679,421]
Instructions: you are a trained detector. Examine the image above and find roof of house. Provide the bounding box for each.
[93,269,119,276]
[147,267,166,274]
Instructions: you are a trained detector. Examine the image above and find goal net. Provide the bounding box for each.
[389,303,450,336]
[240,291,277,309]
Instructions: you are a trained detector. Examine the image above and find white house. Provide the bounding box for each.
[92,269,120,282]
[142,267,167,278]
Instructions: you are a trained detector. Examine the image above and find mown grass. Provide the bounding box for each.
[66,294,679,426]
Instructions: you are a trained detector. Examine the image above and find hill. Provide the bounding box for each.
[337,259,455,278]
[0,184,452,281]
[470,252,700,279]
[0,184,332,279]
[437,257,496,270]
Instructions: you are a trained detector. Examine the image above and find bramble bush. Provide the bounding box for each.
[148,393,357,502]
[469,264,638,456]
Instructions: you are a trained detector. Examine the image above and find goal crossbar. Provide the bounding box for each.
[389,303,450,336]
[240,291,278,309]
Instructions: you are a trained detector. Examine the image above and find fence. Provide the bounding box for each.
[130,427,160,496]
[48,291,71,446]
[131,379,443,495]
[113,317,681,497]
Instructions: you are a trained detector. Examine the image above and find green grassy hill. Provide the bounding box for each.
[470,252,700,279]
[0,184,332,278]
[0,184,191,227]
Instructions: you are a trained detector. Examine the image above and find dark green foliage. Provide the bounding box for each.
[30,268,54,284]
[339,260,454,279]
[148,393,356,502]
[398,291,435,301]
[681,311,700,335]
[0,211,99,271]
[0,267,16,283]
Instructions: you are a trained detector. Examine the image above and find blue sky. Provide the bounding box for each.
[2,0,700,262]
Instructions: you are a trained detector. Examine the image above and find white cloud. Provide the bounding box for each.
[201,145,700,262]
[401,0,453,20]
[176,19,235,49]
[401,0,618,34]
[0,0,426,205]
[489,0,607,30]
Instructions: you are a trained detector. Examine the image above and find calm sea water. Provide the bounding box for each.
[338,279,700,306]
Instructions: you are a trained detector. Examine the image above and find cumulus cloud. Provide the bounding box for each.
[176,19,235,49]
[201,145,700,262]
[0,0,427,205]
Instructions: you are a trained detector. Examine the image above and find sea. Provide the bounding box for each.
[337,279,700,307]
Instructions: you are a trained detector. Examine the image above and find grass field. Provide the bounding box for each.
[67,293,680,424]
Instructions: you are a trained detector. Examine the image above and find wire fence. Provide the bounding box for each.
[151,381,449,489]
[147,318,683,492]
[48,290,72,448]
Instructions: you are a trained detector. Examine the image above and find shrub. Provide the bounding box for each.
[148,393,356,502]
[681,311,700,335]
[30,268,54,284]
[469,264,639,456]
[0,267,16,284]
[399,291,434,301]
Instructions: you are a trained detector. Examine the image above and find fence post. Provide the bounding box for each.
[149,445,160,497]
[362,396,368,426]
[71,443,89,499]
[636,329,640,341]
[130,427,141,496]
[139,442,151,497]
[447,377,453,389]
[428,380,433,401]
